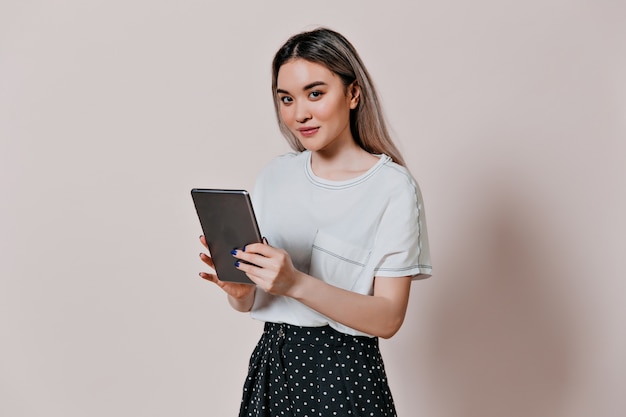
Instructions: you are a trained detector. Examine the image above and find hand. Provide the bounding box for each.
[198,235,256,301]
[233,240,302,296]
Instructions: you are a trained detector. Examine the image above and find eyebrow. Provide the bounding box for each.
[276,81,328,95]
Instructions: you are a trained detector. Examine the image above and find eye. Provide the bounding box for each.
[309,91,323,100]
[279,96,293,105]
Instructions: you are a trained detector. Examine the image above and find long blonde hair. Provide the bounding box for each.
[271,28,406,167]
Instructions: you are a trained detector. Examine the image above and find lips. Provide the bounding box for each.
[297,126,320,137]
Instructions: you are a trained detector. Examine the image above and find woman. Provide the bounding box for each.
[199,27,431,417]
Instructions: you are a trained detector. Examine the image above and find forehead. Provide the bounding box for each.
[276,59,339,88]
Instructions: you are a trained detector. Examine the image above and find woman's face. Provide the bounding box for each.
[276,59,359,155]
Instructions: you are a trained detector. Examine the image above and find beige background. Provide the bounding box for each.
[1,1,625,416]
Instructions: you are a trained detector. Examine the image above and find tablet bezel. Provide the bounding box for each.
[191,188,261,285]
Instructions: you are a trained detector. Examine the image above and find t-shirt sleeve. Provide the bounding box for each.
[371,177,432,279]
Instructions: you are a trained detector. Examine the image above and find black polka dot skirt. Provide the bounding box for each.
[239,322,398,417]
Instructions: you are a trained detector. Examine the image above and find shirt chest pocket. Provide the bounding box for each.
[309,230,372,291]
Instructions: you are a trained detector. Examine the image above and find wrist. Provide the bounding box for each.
[287,271,313,301]
[227,287,255,311]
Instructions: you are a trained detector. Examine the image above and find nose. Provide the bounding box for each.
[295,103,311,124]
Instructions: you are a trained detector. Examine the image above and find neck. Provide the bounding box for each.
[309,146,379,181]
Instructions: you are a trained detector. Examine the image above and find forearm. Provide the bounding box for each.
[288,272,411,339]
[231,243,412,335]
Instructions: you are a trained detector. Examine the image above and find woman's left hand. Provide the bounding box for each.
[232,240,302,296]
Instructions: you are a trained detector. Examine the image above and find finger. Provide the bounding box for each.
[199,271,218,283]
[241,272,263,287]
[233,250,273,270]
[199,252,215,269]
[200,273,237,292]
[199,235,209,250]
[235,263,287,295]
[235,242,277,259]
[235,260,274,282]
[199,271,236,291]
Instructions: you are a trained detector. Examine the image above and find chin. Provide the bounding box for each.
[301,143,326,153]
[296,139,319,152]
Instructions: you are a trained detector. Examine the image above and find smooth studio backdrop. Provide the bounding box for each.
[1,1,625,416]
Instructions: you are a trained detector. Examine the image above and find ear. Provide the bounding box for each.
[348,82,360,109]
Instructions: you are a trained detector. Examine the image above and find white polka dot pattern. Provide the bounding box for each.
[239,323,397,417]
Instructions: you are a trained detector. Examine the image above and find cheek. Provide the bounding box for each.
[317,99,350,126]
[312,100,336,122]
[279,106,294,124]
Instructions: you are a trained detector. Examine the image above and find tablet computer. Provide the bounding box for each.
[191,189,261,284]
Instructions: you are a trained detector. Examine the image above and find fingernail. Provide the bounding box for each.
[242,246,246,252]
[234,261,240,268]
[231,249,237,256]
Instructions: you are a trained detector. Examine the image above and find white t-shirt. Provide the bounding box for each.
[250,150,432,336]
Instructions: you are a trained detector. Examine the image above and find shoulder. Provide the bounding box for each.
[258,151,306,176]
[254,151,307,193]
[375,157,422,202]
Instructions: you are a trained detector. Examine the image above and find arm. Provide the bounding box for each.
[233,243,411,338]
[291,272,411,339]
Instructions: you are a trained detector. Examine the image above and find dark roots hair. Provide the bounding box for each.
[271,27,405,166]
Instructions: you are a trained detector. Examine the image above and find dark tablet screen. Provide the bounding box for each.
[191,189,261,284]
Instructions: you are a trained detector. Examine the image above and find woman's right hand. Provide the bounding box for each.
[199,235,256,309]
